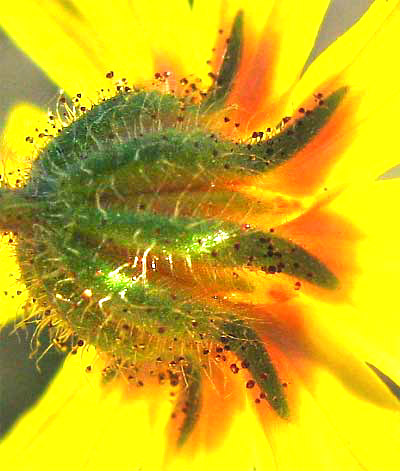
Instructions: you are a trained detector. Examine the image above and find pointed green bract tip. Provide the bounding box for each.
[201,10,244,112]
[219,320,290,419]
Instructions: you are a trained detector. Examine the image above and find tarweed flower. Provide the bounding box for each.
[1,1,400,470]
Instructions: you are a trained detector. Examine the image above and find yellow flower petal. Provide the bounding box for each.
[3,343,398,471]
[0,104,46,326]
[256,179,400,393]
[261,298,400,411]
[0,349,269,471]
[1,0,211,97]
[1,1,109,96]
[124,0,213,82]
[296,362,400,470]
[283,0,400,191]
[324,179,400,370]
[0,103,45,169]
[61,0,155,84]
[0,233,26,327]
[260,0,331,117]
[0,348,165,470]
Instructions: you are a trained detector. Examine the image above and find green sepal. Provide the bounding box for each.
[176,363,202,447]
[70,207,338,289]
[36,88,347,204]
[247,87,348,171]
[201,11,244,112]
[219,319,289,418]
[29,90,183,192]
[33,232,224,340]
[217,229,338,289]
[121,188,280,219]
[53,129,234,197]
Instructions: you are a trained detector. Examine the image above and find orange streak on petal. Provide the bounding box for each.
[250,302,325,400]
[259,91,361,197]
[210,8,286,134]
[227,30,278,125]
[228,183,305,227]
[250,299,309,353]
[277,198,363,303]
[153,52,186,81]
[175,358,246,455]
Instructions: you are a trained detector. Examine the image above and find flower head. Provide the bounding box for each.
[1,1,400,470]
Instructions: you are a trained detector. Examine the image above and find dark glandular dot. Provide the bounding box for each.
[246,380,255,389]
